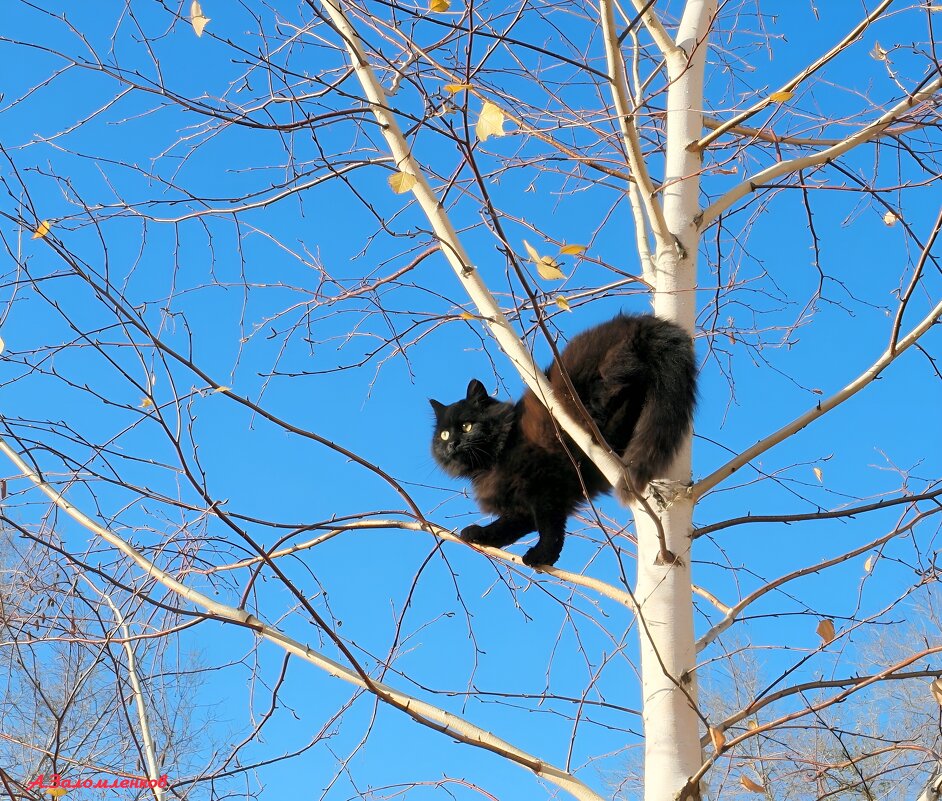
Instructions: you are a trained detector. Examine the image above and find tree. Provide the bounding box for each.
[0,1,940,799]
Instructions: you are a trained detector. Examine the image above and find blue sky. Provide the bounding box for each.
[1,1,941,799]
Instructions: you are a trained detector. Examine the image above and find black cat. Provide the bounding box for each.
[430,314,696,567]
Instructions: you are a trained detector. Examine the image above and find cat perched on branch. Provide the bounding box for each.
[430,314,697,567]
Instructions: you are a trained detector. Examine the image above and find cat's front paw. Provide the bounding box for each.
[459,524,486,544]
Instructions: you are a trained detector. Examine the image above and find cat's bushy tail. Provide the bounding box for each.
[620,317,697,497]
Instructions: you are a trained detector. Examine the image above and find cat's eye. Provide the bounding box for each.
[461,422,473,433]
[440,430,450,441]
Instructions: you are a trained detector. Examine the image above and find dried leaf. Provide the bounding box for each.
[522,240,566,281]
[769,90,794,103]
[864,554,876,573]
[32,220,51,239]
[537,260,565,280]
[388,171,417,194]
[746,719,759,731]
[555,296,572,312]
[140,397,154,409]
[813,466,823,483]
[883,210,899,226]
[190,0,211,36]
[458,311,474,320]
[931,678,942,705]
[709,726,726,751]
[740,775,765,793]
[444,83,472,93]
[475,101,506,142]
[558,244,587,256]
[816,618,836,645]
[870,41,888,61]
[429,0,450,11]
[212,385,231,393]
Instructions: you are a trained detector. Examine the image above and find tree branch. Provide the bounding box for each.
[692,296,942,498]
[696,0,894,151]
[696,508,940,651]
[600,0,672,252]
[697,74,942,228]
[694,486,942,538]
[309,0,627,489]
[0,435,606,801]
[206,517,638,612]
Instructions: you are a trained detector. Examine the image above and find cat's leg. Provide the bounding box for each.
[521,506,568,568]
[460,516,534,549]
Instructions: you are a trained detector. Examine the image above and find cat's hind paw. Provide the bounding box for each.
[522,546,558,569]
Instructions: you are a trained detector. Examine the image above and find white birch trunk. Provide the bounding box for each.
[634,3,716,799]
[917,764,942,801]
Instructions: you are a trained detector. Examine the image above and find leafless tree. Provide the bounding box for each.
[0,1,940,799]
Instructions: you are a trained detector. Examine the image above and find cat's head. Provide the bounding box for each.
[430,379,515,477]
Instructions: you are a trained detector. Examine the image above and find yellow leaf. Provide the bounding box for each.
[475,101,506,142]
[458,311,474,320]
[555,296,571,312]
[769,90,794,103]
[739,775,765,793]
[522,239,541,263]
[522,240,565,281]
[816,618,836,645]
[429,0,450,11]
[537,258,565,281]
[931,678,942,705]
[864,554,876,573]
[870,41,888,61]
[813,466,823,483]
[388,171,417,194]
[47,789,68,798]
[212,385,231,393]
[444,84,472,94]
[190,0,211,36]
[746,719,759,731]
[140,397,154,409]
[32,220,51,239]
[558,244,587,256]
[709,726,726,751]
[883,210,899,226]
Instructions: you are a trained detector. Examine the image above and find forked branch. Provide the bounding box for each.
[693,296,942,498]
[698,75,942,228]
[310,0,626,489]
[0,435,606,801]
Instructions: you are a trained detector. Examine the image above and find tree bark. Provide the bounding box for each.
[634,3,716,799]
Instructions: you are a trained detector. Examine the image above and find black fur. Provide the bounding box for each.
[430,314,696,567]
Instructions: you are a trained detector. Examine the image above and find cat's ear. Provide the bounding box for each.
[466,379,489,405]
[429,399,446,417]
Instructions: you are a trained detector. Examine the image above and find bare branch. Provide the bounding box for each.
[696,0,895,151]
[693,296,942,498]
[698,75,942,228]
[310,0,627,489]
[599,0,672,252]
[0,434,606,801]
